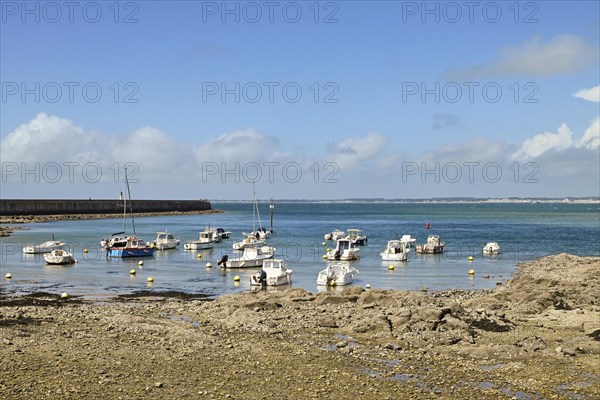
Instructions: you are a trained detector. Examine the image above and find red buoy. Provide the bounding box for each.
[425,223,430,229]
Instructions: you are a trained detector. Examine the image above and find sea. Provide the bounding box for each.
[1,202,599,299]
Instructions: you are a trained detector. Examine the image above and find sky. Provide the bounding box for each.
[1,0,599,200]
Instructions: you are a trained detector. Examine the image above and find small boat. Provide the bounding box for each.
[324,229,346,241]
[103,167,155,258]
[347,229,368,245]
[184,227,221,250]
[23,239,65,254]
[380,239,409,261]
[216,228,232,239]
[251,227,272,240]
[43,249,76,265]
[153,232,180,250]
[399,234,417,247]
[482,242,501,255]
[108,236,155,257]
[250,259,292,286]
[326,238,360,261]
[317,262,359,286]
[233,234,265,250]
[223,245,276,268]
[416,235,445,254]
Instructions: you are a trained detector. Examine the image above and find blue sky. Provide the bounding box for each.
[1,1,599,200]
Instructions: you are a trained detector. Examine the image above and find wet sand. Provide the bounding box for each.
[1,253,599,399]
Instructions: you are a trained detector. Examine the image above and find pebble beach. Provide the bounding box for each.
[1,253,598,399]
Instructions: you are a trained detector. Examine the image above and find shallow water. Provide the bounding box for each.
[1,202,598,298]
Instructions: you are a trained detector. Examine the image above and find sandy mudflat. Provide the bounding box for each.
[1,253,599,399]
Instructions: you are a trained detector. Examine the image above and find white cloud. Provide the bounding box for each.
[0,113,103,164]
[511,123,574,160]
[194,129,281,164]
[328,132,387,170]
[573,85,600,102]
[0,113,192,182]
[445,34,599,80]
[579,117,600,150]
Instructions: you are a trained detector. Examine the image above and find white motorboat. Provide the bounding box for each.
[380,239,409,261]
[324,229,346,241]
[153,232,180,250]
[482,242,501,255]
[400,234,417,247]
[317,262,359,286]
[326,238,360,261]
[223,245,276,268]
[184,227,221,250]
[347,229,368,245]
[23,240,65,254]
[216,228,232,239]
[233,234,265,250]
[250,259,292,286]
[43,249,76,265]
[416,235,445,254]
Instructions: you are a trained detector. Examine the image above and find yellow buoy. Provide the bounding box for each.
[60,292,69,299]
[322,254,327,259]
[326,248,331,252]
[388,264,395,270]
[83,248,88,254]
[468,256,474,262]
[147,276,154,282]
[138,260,144,266]
[196,254,202,259]
[468,269,475,276]
[129,269,136,275]
[366,284,371,289]
[205,263,212,268]
[5,273,12,279]
[233,275,240,282]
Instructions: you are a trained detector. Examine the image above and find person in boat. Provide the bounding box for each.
[255,231,260,240]
[217,255,229,268]
[334,250,341,260]
[258,269,267,285]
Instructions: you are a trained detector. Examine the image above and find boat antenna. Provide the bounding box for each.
[124,166,136,235]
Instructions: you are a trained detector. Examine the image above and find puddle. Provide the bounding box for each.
[162,314,200,328]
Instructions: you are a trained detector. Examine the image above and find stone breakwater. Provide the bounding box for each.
[0,254,599,399]
[0,199,212,216]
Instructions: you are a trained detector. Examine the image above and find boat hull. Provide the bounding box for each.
[156,241,179,250]
[43,251,75,265]
[381,252,408,261]
[250,273,292,287]
[184,241,216,250]
[108,247,155,257]
[226,256,272,269]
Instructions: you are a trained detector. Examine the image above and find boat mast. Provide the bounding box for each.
[124,166,136,236]
[120,190,126,233]
[253,182,263,231]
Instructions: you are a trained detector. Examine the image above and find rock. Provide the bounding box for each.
[317,318,338,328]
[154,382,164,388]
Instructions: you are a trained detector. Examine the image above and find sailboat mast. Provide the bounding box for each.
[254,182,263,230]
[121,191,126,233]
[252,182,256,232]
[124,167,136,235]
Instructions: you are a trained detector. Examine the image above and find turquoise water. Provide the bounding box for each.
[1,202,599,298]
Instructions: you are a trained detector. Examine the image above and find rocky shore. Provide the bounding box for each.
[1,253,599,399]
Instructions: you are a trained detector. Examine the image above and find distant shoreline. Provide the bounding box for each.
[214,198,600,204]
